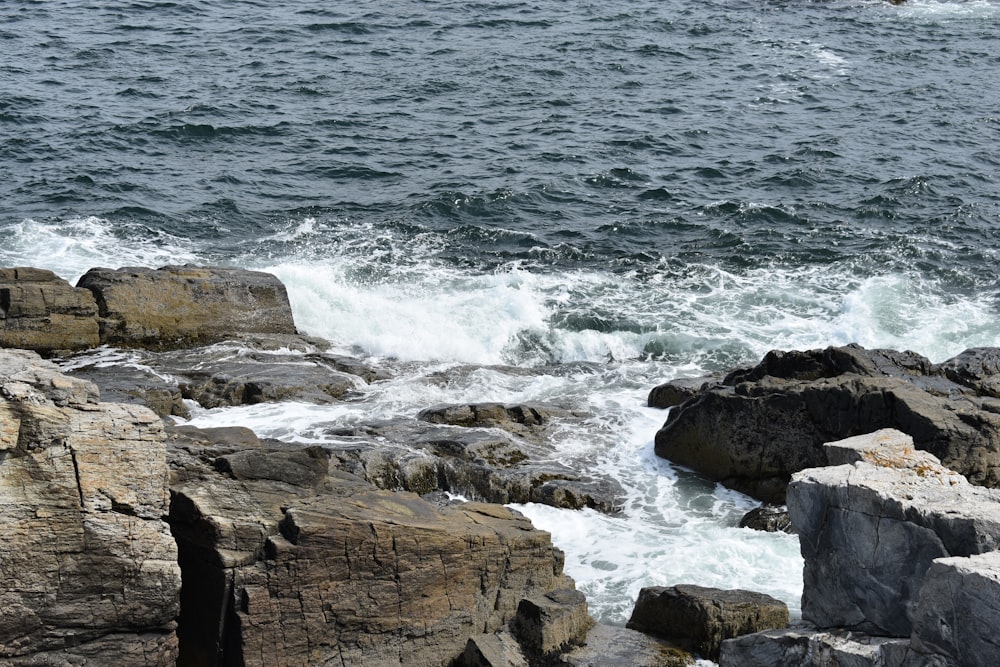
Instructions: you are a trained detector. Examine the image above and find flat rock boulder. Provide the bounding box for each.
[653,344,1000,503]
[77,265,297,349]
[0,349,181,665]
[625,584,789,660]
[0,266,99,354]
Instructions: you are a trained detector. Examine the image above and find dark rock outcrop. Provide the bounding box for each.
[652,344,1000,503]
[77,265,297,349]
[738,504,794,533]
[625,584,789,660]
[0,349,181,665]
[0,267,100,354]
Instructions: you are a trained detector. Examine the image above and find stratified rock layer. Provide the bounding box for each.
[0,349,181,665]
[77,265,297,349]
[169,434,586,666]
[0,267,99,353]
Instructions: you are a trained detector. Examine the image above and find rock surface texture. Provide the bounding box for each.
[0,267,100,353]
[0,349,181,665]
[168,436,590,666]
[626,584,789,660]
[722,429,1000,667]
[652,344,1000,503]
[77,265,297,349]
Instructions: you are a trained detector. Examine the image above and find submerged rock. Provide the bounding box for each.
[325,415,624,513]
[652,344,1000,503]
[738,504,794,533]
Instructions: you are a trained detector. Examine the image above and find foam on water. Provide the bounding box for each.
[1,216,199,284]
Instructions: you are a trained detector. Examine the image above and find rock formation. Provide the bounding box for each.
[626,584,789,660]
[722,430,1000,667]
[651,344,1000,503]
[0,267,100,353]
[0,349,181,665]
[77,265,297,349]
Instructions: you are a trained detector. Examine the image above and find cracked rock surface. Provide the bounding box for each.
[0,348,181,665]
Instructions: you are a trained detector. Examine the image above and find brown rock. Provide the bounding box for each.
[77,265,297,349]
[0,349,181,665]
[168,442,583,666]
[626,584,789,660]
[0,266,99,354]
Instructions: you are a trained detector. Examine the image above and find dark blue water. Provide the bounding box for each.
[4,0,999,283]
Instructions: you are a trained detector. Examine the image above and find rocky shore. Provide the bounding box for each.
[3,264,1000,666]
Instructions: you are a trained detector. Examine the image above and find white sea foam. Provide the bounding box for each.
[1,216,199,284]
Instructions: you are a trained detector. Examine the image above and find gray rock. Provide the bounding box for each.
[719,624,947,667]
[561,623,695,667]
[910,551,1000,666]
[0,266,99,354]
[625,584,789,660]
[788,441,1000,636]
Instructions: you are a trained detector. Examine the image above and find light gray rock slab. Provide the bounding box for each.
[788,458,1000,635]
[911,551,1000,667]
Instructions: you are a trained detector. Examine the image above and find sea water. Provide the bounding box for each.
[3,0,1000,636]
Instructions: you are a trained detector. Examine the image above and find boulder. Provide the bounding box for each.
[788,433,1000,637]
[0,349,181,665]
[738,504,794,533]
[417,401,577,441]
[0,266,99,354]
[77,265,297,349]
[647,374,721,409]
[719,624,946,667]
[910,551,1000,666]
[168,441,586,666]
[653,344,1000,503]
[625,584,789,660]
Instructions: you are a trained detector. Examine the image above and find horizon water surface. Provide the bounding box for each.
[3,0,1000,645]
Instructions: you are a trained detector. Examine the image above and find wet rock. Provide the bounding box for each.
[625,584,789,660]
[561,623,695,667]
[647,374,721,409]
[738,504,794,533]
[0,349,181,665]
[0,266,99,354]
[324,417,624,513]
[63,359,190,418]
[789,432,1000,637]
[511,588,593,663]
[653,344,1000,503]
[77,265,297,349]
[417,401,577,440]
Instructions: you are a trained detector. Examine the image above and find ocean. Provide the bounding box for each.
[3,0,999,631]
